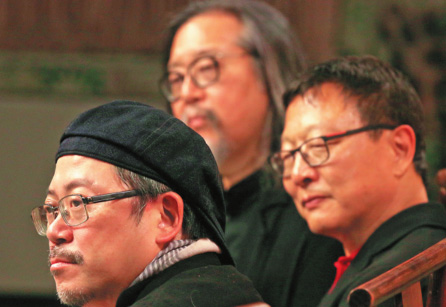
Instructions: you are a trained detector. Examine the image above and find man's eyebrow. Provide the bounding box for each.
[46,179,94,197]
[168,49,219,69]
[281,132,306,145]
[281,135,295,144]
[281,122,321,145]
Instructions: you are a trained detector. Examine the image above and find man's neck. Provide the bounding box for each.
[84,297,117,307]
[220,151,267,190]
[341,176,428,255]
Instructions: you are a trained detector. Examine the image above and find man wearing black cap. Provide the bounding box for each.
[31,100,265,307]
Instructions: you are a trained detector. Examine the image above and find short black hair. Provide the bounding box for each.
[115,166,210,239]
[285,55,427,183]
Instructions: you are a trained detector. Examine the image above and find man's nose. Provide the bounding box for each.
[180,75,205,104]
[46,213,73,245]
[289,153,317,187]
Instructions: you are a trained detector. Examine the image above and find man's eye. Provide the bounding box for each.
[44,205,58,217]
[44,205,56,213]
[168,73,183,85]
[281,151,295,161]
[70,199,83,208]
[197,63,214,73]
[308,144,326,149]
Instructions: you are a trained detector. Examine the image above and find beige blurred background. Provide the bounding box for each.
[0,0,444,305]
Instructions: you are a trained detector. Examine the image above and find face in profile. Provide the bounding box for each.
[45,155,160,306]
[281,83,396,247]
[168,11,270,170]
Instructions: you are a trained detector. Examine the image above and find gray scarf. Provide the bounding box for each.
[130,238,221,287]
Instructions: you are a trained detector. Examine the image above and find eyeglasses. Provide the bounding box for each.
[270,124,397,178]
[31,190,142,236]
[159,52,250,103]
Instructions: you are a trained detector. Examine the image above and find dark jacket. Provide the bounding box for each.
[318,203,446,307]
[116,253,263,307]
[225,170,344,307]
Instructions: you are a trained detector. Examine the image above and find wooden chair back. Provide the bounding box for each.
[347,238,446,307]
[437,169,446,206]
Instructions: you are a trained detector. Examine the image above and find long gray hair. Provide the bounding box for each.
[161,0,306,154]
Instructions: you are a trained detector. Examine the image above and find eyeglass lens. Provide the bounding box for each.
[274,137,329,177]
[163,56,219,102]
[31,195,88,236]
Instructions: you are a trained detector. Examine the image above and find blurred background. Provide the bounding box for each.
[0,0,445,305]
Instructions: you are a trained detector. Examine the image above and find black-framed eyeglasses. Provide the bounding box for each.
[270,124,398,178]
[159,52,250,103]
[31,190,142,236]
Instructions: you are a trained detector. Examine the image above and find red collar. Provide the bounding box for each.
[328,249,360,293]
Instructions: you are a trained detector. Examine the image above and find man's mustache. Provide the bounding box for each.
[181,106,219,126]
[48,246,84,266]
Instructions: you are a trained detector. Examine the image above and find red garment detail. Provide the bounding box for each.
[328,249,360,293]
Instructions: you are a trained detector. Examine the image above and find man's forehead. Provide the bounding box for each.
[282,85,361,144]
[169,11,243,64]
[291,83,356,113]
[178,10,243,40]
[56,154,111,169]
[47,178,94,197]
[49,155,117,194]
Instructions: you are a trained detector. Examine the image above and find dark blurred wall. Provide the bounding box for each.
[338,0,446,198]
[0,0,340,64]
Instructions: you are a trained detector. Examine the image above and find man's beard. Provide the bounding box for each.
[56,287,94,307]
[204,133,229,168]
[181,106,229,167]
[49,247,92,306]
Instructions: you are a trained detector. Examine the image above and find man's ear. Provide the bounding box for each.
[389,124,416,177]
[155,191,184,245]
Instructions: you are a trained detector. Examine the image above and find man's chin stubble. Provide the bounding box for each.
[56,284,94,307]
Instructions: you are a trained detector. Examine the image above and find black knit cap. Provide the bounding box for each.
[56,100,233,265]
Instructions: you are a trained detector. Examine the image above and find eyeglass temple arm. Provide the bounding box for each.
[85,190,141,204]
[323,124,398,140]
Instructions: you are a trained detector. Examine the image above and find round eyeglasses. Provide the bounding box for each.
[159,52,250,103]
[31,190,142,236]
[270,124,397,178]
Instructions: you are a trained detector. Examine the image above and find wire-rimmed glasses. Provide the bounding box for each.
[270,124,397,178]
[31,190,142,236]
[159,52,250,103]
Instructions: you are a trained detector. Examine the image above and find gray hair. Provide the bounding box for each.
[162,0,306,154]
[115,166,209,239]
